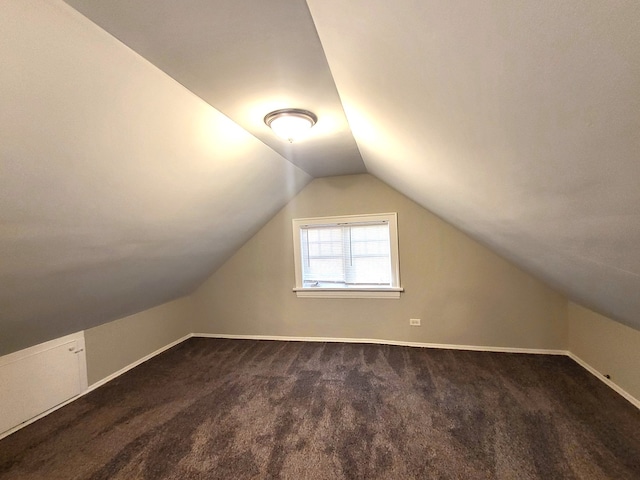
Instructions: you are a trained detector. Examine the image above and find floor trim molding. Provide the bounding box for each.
[194,333,639,408]
[192,333,568,356]
[567,352,640,410]
[86,333,193,392]
[3,332,637,440]
[77,334,640,412]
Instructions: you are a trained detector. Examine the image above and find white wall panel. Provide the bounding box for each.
[0,332,87,435]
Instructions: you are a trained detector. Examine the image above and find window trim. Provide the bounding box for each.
[292,213,403,299]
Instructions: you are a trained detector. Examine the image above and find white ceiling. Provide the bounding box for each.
[1,0,639,353]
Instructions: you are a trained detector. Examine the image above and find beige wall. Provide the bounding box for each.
[85,296,193,385]
[192,174,566,349]
[568,302,640,401]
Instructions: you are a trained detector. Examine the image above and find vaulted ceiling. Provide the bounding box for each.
[1,0,639,353]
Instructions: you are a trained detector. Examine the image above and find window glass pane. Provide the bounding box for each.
[350,224,387,240]
[351,239,388,256]
[304,258,344,284]
[300,222,392,287]
[302,226,344,284]
[347,224,391,285]
[350,257,391,284]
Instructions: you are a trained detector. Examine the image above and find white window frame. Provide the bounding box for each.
[292,213,403,299]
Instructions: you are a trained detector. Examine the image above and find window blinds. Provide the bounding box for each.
[300,222,391,287]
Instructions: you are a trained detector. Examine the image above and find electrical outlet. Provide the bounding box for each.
[410,318,421,326]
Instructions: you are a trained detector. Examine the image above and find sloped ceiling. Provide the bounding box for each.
[0,1,311,354]
[1,1,639,353]
[305,0,640,331]
[64,0,366,177]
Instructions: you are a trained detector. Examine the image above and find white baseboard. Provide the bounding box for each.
[3,332,636,442]
[196,333,639,409]
[86,333,193,392]
[83,333,638,411]
[567,352,640,409]
[75,333,640,412]
[192,333,568,356]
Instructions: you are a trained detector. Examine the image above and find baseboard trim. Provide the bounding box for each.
[68,333,640,412]
[195,333,640,409]
[81,334,639,411]
[86,333,193,392]
[567,352,640,409]
[192,333,567,356]
[3,332,636,441]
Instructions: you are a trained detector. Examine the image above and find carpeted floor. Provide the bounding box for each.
[1,338,639,479]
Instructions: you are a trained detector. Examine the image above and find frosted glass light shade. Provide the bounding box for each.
[264,109,317,143]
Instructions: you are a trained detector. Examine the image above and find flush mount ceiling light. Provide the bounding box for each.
[264,108,317,143]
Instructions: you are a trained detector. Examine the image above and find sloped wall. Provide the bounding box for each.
[192,174,567,349]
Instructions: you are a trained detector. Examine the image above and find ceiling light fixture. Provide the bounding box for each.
[264,108,317,143]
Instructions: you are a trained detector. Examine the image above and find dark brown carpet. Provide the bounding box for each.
[1,338,639,479]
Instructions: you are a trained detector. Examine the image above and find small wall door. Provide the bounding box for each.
[0,332,88,436]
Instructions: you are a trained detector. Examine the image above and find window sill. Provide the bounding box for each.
[292,287,403,299]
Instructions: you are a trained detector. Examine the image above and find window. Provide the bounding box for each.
[292,213,403,298]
